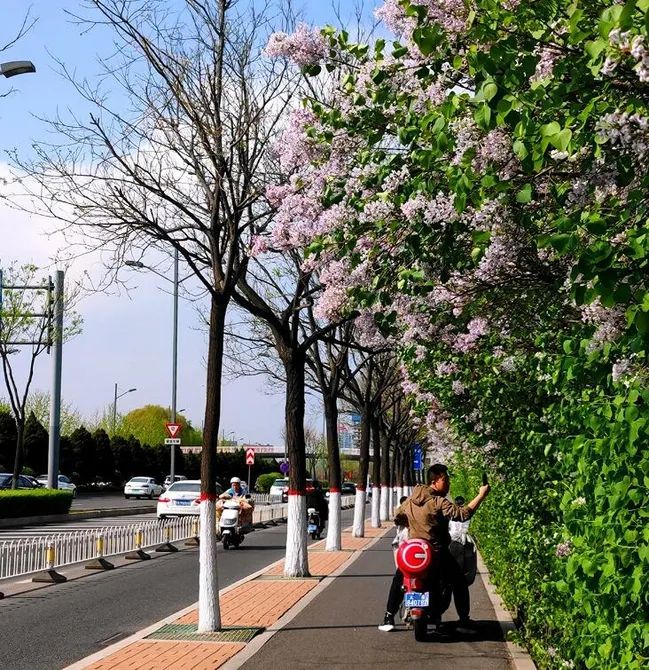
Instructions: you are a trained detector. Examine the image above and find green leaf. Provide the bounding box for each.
[482,81,498,101]
[540,122,561,137]
[516,183,533,203]
[635,310,649,335]
[550,128,573,152]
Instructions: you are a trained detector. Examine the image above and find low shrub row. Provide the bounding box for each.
[0,489,74,518]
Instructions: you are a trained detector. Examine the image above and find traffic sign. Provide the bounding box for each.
[279,461,289,474]
[412,444,423,471]
[165,422,182,439]
[165,437,181,445]
[245,447,255,466]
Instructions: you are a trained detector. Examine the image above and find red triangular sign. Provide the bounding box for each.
[165,422,182,439]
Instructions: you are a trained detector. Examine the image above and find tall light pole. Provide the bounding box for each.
[125,250,181,481]
[113,384,136,435]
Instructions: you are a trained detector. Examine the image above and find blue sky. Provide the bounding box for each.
[0,1,378,446]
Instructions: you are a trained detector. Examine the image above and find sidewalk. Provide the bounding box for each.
[66,523,530,670]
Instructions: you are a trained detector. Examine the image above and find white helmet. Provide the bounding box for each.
[230,477,241,484]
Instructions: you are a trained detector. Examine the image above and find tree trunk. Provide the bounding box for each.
[12,417,25,489]
[389,439,398,513]
[370,415,381,528]
[324,393,342,551]
[283,349,309,576]
[380,429,390,521]
[198,295,227,632]
[352,405,370,537]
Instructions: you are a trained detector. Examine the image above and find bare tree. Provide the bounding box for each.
[9,0,299,630]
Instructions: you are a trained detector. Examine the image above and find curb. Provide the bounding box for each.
[477,552,537,670]
[0,506,156,528]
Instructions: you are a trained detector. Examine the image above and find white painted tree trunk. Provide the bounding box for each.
[284,494,309,576]
[198,499,221,632]
[371,485,381,527]
[380,485,389,521]
[352,488,366,537]
[395,485,403,511]
[325,491,341,551]
[388,486,394,515]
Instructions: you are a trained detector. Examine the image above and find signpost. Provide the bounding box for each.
[279,460,289,475]
[245,447,255,491]
[412,444,423,479]
[165,423,182,481]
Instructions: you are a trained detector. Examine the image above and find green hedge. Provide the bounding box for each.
[0,489,74,518]
[254,472,283,493]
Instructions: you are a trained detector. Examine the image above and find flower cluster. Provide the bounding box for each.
[555,540,573,558]
[530,46,561,84]
[265,24,327,67]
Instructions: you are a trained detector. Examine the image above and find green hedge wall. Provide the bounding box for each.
[0,489,74,518]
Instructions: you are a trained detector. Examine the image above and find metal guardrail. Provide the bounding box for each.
[0,496,357,581]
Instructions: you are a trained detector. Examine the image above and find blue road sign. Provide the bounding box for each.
[412,444,423,471]
[350,413,362,426]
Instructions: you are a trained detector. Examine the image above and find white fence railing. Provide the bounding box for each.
[0,496,357,581]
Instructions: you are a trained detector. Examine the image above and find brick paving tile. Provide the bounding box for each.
[176,580,317,628]
[85,641,244,670]
[264,550,350,577]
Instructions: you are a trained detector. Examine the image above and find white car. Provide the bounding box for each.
[269,478,288,503]
[163,474,187,490]
[37,474,77,497]
[124,476,163,499]
[157,480,201,518]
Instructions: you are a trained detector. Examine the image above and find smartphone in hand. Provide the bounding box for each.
[482,472,488,486]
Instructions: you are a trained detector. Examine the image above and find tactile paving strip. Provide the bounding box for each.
[146,624,263,643]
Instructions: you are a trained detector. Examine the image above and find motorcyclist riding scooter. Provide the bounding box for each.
[217,477,253,549]
[382,464,490,640]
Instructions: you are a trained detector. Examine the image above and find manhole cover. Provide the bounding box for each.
[147,624,263,643]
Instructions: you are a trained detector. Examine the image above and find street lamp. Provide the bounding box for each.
[1,61,36,78]
[113,384,136,435]
[125,250,182,481]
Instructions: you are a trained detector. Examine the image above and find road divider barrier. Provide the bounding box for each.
[32,542,67,583]
[0,497,356,582]
[125,527,151,561]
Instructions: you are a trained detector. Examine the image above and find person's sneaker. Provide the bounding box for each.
[455,618,478,635]
[378,612,396,632]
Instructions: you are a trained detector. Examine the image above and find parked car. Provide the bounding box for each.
[36,474,77,497]
[163,474,187,490]
[124,476,163,499]
[0,473,41,489]
[269,478,315,503]
[157,480,224,518]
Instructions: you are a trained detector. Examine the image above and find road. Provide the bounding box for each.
[0,508,357,670]
[70,493,156,511]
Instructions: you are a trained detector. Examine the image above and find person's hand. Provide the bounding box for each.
[479,484,491,497]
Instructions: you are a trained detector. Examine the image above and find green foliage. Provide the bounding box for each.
[291,1,649,667]
[120,405,202,446]
[255,472,283,492]
[0,489,73,518]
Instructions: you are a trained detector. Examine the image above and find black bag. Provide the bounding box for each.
[449,535,478,586]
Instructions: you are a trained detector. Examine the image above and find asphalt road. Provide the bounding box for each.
[70,493,156,511]
[0,508,356,670]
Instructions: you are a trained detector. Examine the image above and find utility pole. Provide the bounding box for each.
[47,271,64,490]
[170,247,179,482]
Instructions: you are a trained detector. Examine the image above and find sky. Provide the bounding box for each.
[0,0,378,445]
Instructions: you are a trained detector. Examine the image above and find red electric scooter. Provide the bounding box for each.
[396,538,441,641]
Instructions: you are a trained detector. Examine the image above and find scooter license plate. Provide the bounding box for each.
[307,524,318,533]
[404,592,430,608]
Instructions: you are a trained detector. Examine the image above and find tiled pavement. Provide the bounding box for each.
[78,525,385,670]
